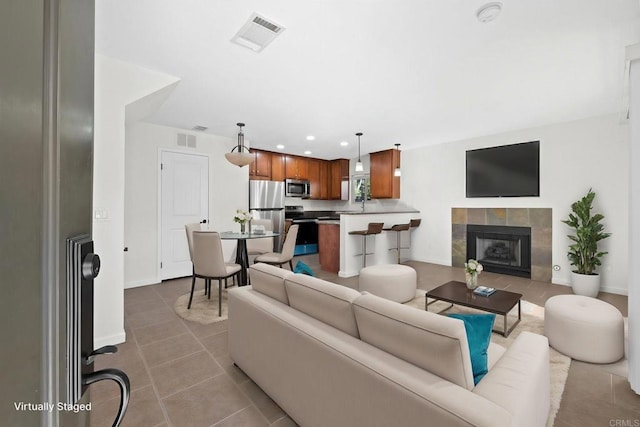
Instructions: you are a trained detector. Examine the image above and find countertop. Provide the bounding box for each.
[316,220,340,225]
[336,210,420,215]
[289,210,420,222]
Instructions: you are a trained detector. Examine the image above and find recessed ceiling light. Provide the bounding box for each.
[306,135,315,141]
[304,150,312,155]
[476,2,502,23]
[340,141,349,146]
[276,144,285,149]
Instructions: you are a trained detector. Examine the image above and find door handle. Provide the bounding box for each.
[83,368,130,427]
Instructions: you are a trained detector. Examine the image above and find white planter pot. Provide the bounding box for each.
[570,272,601,298]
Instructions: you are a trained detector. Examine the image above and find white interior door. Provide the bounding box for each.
[160,151,209,280]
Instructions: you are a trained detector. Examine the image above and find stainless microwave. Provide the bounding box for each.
[285,179,310,198]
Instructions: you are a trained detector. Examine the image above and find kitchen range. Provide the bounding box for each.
[285,206,339,256]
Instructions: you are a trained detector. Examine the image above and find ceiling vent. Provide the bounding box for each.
[192,125,208,131]
[231,13,285,52]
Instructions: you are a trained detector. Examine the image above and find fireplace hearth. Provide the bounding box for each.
[467,224,531,278]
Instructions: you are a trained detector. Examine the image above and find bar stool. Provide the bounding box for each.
[407,218,421,248]
[383,223,411,263]
[349,223,384,268]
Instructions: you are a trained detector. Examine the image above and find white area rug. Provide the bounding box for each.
[406,291,570,427]
[174,290,228,324]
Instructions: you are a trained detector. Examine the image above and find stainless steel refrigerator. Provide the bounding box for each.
[249,181,285,251]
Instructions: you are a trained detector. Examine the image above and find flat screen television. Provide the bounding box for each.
[466,141,540,197]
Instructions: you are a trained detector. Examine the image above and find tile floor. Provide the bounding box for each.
[90,256,639,426]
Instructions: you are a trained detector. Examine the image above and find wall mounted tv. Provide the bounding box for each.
[466,141,540,198]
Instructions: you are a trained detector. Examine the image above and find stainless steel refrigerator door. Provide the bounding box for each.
[249,209,285,251]
[249,181,285,209]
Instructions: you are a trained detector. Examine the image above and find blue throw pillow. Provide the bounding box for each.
[446,313,495,385]
[294,260,314,276]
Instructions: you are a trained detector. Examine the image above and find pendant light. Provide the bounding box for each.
[225,123,254,167]
[394,143,401,177]
[355,132,364,172]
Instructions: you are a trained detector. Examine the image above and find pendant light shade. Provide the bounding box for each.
[355,132,364,172]
[394,143,401,177]
[225,123,254,167]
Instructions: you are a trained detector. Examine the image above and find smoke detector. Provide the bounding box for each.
[231,13,286,52]
[476,2,502,23]
[192,125,208,131]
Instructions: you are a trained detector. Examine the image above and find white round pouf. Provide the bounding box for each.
[544,295,624,363]
[359,264,417,303]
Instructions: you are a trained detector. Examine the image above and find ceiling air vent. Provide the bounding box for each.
[192,125,208,131]
[231,12,286,53]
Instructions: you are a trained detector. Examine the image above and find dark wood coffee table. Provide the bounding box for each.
[425,281,522,337]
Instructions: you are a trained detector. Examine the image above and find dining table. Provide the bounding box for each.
[219,231,280,286]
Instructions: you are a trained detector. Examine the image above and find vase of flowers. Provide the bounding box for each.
[464,259,483,290]
[233,209,252,233]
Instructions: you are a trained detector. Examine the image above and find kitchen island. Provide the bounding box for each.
[317,220,340,273]
[330,210,421,277]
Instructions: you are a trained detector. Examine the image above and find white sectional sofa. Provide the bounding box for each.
[228,263,550,427]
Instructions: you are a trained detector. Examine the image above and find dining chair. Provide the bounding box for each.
[185,223,205,295]
[254,224,299,270]
[187,222,237,290]
[246,219,274,256]
[190,231,241,315]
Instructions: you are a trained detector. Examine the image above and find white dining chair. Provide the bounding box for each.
[246,219,274,257]
[190,231,241,316]
[254,224,299,270]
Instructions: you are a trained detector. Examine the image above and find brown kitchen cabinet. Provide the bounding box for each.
[285,155,309,180]
[249,149,272,180]
[329,159,349,200]
[318,222,340,273]
[308,159,322,199]
[271,152,286,181]
[370,149,400,199]
[319,160,330,200]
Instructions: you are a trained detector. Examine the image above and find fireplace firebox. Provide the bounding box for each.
[466,224,531,278]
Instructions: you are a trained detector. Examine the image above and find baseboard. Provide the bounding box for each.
[94,330,127,348]
[338,270,358,278]
[552,278,628,296]
[408,256,452,266]
[600,285,628,296]
[552,277,571,286]
[125,277,160,289]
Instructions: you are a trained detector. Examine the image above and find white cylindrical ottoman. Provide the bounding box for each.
[544,295,624,363]
[359,264,417,303]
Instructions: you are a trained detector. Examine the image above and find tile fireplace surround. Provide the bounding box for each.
[452,208,552,282]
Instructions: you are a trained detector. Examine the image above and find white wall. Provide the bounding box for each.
[402,114,629,295]
[628,53,640,393]
[94,55,179,346]
[124,122,249,287]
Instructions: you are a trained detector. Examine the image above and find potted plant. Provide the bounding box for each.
[561,188,611,297]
